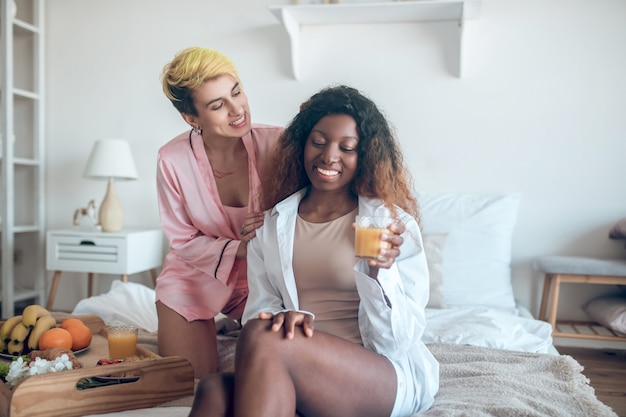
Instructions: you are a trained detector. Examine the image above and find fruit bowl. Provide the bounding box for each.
[0,314,194,417]
[0,306,93,360]
[0,345,90,361]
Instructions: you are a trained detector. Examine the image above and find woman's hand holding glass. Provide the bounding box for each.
[366,220,405,270]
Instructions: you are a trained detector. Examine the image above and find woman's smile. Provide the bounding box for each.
[315,166,340,178]
[230,114,247,128]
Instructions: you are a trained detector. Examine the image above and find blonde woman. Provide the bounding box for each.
[156,47,282,378]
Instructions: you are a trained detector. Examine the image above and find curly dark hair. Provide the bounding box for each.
[261,85,418,220]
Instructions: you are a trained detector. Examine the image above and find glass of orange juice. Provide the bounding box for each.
[355,216,394,261]
[106,325,138,359]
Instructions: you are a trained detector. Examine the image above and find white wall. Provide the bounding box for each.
[45,0,626,336]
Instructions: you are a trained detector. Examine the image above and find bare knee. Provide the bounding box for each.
[236,319,288,369]
[236,319,274,355]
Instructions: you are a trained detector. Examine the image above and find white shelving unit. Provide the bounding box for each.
[269,0,481,79]
[0,0,46,318]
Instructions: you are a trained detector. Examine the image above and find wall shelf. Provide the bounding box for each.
[269,0,481,79]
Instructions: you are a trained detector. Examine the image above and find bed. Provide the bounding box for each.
[70,191,617,417]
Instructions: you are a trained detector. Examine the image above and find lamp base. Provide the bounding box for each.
[99,179,124,232]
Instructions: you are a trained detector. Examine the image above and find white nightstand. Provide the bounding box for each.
[45,228,164,310]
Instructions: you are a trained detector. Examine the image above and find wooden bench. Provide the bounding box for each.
[532,256,626,342]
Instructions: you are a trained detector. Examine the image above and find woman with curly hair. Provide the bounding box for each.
[190,85,439,417]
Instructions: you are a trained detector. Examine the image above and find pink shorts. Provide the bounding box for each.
[156,259,248,322]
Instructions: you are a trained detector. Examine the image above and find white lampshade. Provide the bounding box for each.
[83,139,138,232]
[83,139,138,180]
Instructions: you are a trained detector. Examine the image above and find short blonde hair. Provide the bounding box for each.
[161,47,241,115]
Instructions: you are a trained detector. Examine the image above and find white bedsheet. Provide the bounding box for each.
[72,281,158,332]
[423,305,555,354]
[86,407,190,417]
[72,281,555,355]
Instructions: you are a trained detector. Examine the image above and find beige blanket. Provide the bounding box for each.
[421,343,617,417]
[133,333,616,417]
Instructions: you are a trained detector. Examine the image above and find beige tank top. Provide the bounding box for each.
[293,207,362,345]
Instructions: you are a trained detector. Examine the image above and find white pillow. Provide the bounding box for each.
[423,233,448,309]
[418,191,521,308]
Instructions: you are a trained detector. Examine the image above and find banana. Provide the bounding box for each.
[0,337,7,353]
[7,341,24,356]
[0,315,23,342]
[10,322,31,344]
[27,315,58,350]
[22,305,51,328]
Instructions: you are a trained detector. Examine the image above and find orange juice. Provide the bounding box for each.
[355,227,391,259]
[107,326,138,359]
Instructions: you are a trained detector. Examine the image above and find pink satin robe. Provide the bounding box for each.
[155,124,282,321]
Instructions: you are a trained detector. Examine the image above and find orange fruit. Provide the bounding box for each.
[60,318,85,330]
[65,324,92,350]
[39,328,73,350]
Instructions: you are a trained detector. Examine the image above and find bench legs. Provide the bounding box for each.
[538,273,561,331]
[538,272,626,342]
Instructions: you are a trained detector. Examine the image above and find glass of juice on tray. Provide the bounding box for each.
[355,215,394,261]
[107,325,138,359]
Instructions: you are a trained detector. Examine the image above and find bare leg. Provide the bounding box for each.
[189,372,303,417]
[233,319,397,417]
[156,301,218,379]
[189,373,234,417]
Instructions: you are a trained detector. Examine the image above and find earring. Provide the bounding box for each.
[193,126,202,135]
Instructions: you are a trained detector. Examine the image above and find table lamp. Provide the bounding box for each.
[83,139,138,232]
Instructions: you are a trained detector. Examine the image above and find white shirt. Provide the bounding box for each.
[244,188,439,413]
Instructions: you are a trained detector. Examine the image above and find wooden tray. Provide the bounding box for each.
[0,314,194,417]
